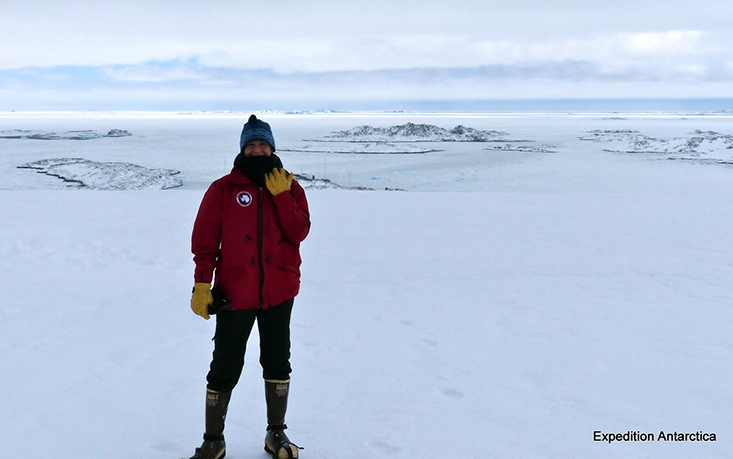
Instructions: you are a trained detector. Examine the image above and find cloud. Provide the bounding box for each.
[2,0,733,108]
[104,62,210,83]
[2,1,732,71]
[624,30,703,54]
[3,57,733,111]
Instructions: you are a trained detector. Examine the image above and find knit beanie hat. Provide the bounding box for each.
[239,114,276,152]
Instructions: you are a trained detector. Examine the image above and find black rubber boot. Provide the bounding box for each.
[264,379,302,459]
[190,388,231,459]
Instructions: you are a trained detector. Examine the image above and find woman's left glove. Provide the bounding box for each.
[190,282,213,320]
[265,168,294,196]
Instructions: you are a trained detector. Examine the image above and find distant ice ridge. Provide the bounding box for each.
[18,158,181,190]
[485,144,557,153]
[282,142,437,154]
[322,123,508,142]
[579,129,733,163]
[0,129,132,140]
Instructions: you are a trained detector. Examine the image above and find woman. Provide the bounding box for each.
[189,115,310,459]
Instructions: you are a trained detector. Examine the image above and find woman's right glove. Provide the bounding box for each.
[190,282,213,320]
[265,168,294,196]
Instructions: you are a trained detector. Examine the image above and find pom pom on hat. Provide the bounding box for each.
[239,114,276,152]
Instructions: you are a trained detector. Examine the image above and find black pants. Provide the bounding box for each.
[206,299,294,392]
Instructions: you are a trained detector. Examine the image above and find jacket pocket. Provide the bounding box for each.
[277,265,300,277]
[216,268,258,307]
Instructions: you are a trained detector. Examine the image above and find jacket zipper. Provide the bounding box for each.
[257,186,264,308]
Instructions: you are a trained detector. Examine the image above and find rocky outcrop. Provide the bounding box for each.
[18,158,182,190]
[323,123,508,142]
[1,129,132,140]
[579,129,733,163]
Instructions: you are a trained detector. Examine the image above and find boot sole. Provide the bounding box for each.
[190,447,226,459]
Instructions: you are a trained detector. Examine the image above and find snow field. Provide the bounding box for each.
[1,112,732,458]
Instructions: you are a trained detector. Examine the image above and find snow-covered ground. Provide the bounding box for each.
[1,111,732,459]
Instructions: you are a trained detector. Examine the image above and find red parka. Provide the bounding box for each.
[192,168,310,309]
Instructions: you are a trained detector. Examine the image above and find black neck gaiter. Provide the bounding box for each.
[233,153,283,187]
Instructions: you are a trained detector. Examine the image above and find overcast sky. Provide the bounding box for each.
[2,0,733,110]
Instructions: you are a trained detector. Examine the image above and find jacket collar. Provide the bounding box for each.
[224,167,258,186]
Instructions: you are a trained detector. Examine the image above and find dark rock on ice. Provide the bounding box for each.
[485,144,557,153]
[104,129,133,137]
[293,173,404,191]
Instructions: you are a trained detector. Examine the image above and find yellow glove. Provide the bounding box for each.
[191,282,213,320]
[265,168,294,196]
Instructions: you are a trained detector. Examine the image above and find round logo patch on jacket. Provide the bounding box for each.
[236,191,253,207]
